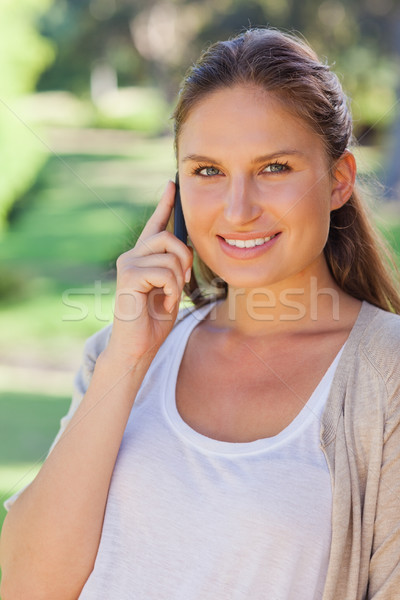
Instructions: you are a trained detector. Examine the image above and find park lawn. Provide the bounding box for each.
[0,390,71,531]
[0,134,176,364]
[1,135,176,284]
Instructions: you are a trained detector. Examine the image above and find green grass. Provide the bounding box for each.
[0,134,176,356]
[0,390,71,532]
[2,140,176,284]
[0,390,71,592]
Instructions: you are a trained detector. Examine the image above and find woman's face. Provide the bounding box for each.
[177,85,342,291]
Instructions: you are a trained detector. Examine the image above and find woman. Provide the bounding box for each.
[1,27,400,600]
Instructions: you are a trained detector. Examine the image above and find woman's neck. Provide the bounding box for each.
[213,272,361,338]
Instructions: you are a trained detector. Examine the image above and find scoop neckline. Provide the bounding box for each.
[163,303,344,456]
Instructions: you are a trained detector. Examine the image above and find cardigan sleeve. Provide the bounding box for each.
[367,372,400,598]
[3,325,112,511]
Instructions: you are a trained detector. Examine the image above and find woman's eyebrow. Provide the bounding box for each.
[181,150,305,164]
[251,150,305,163]
[181,154,220,163]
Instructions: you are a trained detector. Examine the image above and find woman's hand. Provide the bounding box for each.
[105,180,193,365]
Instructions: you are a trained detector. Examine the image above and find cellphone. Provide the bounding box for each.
[173,172,188,244]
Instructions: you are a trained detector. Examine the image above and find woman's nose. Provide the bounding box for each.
[223,179,262,225]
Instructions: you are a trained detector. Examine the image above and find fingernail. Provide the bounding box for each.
[185,268,191,283]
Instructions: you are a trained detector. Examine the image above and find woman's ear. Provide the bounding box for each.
[330,150,357,211]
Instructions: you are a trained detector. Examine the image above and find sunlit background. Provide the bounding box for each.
[1,0,400,539]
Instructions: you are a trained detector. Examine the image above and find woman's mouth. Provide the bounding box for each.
[222,233,278,248]
[217,233,280,258]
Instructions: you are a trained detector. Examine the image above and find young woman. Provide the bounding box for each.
[1,27,400,600]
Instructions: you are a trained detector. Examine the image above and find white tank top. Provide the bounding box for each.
[79,304,342,599]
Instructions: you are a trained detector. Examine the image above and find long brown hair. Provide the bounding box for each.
[172,28,400,313]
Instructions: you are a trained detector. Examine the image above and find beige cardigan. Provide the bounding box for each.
[320,302,400,599]
[5,302,400,598]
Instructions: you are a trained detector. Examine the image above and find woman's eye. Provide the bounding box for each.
[198,166,221,176]
[263,162,289,173]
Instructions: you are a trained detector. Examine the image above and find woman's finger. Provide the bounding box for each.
[138,180,176,241]
[122,252,185,289]
[115,266,181,317]
[127,230,191,274]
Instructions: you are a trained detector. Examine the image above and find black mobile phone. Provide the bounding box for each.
[173,172,188,244]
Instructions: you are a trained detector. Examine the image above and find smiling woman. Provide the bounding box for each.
[177,85,352,292]
[2,27,400,600]
[174,32,399,314]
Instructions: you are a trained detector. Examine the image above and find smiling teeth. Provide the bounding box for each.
[224,235,276,248]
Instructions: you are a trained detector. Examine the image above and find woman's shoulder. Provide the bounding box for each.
[358,302,400,347]
[80,323,113,364]
[355,302,400,381]
[328,304,400,443]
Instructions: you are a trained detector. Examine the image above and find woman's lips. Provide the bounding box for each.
[217,232,281,258]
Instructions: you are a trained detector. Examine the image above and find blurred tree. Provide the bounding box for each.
[37,0,399,135]
[32,0,400,197]
[37,0,140,95]
[0,0,55,230]
[188,0,399,138]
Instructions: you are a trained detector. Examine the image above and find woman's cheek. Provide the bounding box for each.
[183,191,220,233]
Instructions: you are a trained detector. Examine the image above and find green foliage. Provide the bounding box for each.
[193,0,400,137]
[0,0,55,230]
[0,266,27,302]
[38,0,137,94]
[35,0,400,140]
[328,44,398,132]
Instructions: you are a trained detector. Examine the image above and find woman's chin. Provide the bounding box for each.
[210,272,277,292]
